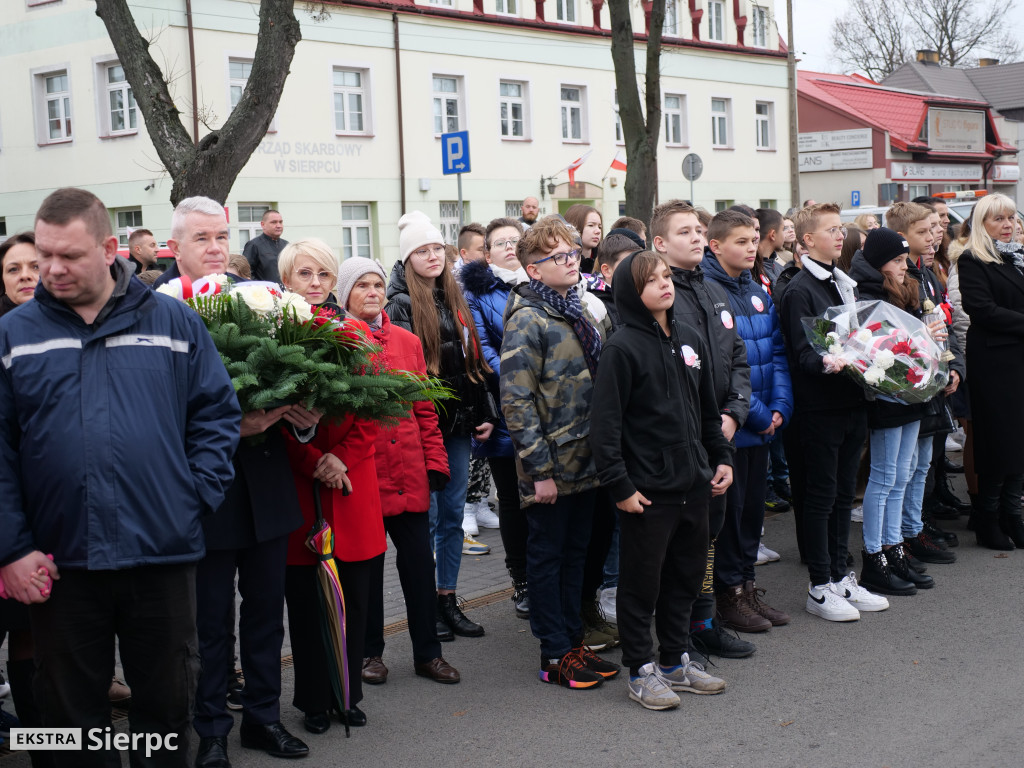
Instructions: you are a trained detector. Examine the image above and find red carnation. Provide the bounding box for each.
[891,341,913,356]
[906,367,924,385]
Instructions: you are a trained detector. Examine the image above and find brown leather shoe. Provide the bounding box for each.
[743,580,791,626]
[414,657,461,684]
[361,656,388,685]
[716,584,771,633]
[108,677,131,704]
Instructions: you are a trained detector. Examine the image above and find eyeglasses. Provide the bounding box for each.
[818,226,848,239]
[295,269,334,283]
[533,249,580,267]
[491,238,520,250]
[412,244,446,259]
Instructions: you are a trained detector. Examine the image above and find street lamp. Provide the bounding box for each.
[539,174,558,199]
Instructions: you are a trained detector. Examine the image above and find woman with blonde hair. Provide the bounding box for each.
[279,237,341,311]
[854,213,880,231]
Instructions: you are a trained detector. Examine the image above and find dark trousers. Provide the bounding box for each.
[194,536,287,738]
[524,489,596,659]
[582,489,617,601]
[617,492,710,670]
[30,565,198,768]
[716,444,771,588]
[798,407,867,585]
[784,413,808,561]
[689,493,728,626]
[285,556,376,712]
[365,513,442,664]
[488,457,528,574]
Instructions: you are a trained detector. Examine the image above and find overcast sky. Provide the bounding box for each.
[783,0,1023,76]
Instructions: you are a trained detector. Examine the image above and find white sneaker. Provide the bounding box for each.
[837,571,889,612]
[851,505,864,523]
[627,663,680,710]
[0,681,9,699]
[805,582,860,622]
[598,586,617,624]
[462,506,479,536]
[945,430,965,452]
[474,501,500,529]
[755,541,780,565]
[658,653,726,695]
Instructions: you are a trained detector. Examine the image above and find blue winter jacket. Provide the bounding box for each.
[460,259,513,458]
[702,252,793,448]
[0,270,241,570]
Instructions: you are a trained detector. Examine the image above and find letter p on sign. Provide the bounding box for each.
[441,130,471,175]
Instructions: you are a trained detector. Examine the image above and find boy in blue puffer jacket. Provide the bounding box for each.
[703,210,793,633]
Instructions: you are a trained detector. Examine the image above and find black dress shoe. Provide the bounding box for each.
[196,736,231,768]
[944,456,964,473]
[239,721,309,758]
[303,711,330,735]
[340,705,367,727]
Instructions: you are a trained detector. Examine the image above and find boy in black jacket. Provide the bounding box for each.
[592,251,733,711]
[651,200,753,661]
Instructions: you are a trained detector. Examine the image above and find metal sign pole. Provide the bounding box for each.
[457,173,464,229]
[690,177,694,207]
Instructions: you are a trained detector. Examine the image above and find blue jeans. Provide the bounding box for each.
[902,434,934,539]
[863,422,920,553]
[429,435,471,591]
[768,437,789,488]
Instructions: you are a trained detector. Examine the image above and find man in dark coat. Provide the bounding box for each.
[243,210,287,284]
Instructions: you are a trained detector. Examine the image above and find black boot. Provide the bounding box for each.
[922,518,958,548]
[932,476,972,514]
[976,478,1015,551]
[437,593,484,637]
[859,550,917,596]
[887,544,935,589]
[508,567,529,619]
[998,474,1024,547]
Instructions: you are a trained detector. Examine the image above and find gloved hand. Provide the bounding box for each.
[428,470,449,492]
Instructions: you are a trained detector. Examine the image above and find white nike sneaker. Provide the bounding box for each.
[755,541,780,565]
[805,582,860,622]
[462,506,479,536]
[474,501,501,529]
[837,571,889,612]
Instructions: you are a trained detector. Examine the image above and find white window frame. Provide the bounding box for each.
[226,55,277,133]
[237,203,272,250]
[755,101,774,150]
[663,0,678,36]
[496,0,519,16]
[93,56,139,138]
[428,0,454,5]
[498,79,530,141]
[707,0,724,42]
[908,184,930,198]
[331,65,372,136]
[341,203,374,261]
[711,97,731,148]
[614,90,624,146]
[663,93,687,147]
[439,201,461,246]
[0,218,8,240]
[505,201,521,218]
[113,208,143,248]
[751,5,769,48]
[432,74,465,136]
[560,84,588,143]
[556,0,577,24]
[32,65,73,145]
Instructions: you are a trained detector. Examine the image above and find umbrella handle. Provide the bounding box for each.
[312,479,325,528]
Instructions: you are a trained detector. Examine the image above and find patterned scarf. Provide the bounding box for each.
[995,240,1024,276]
[529,279,602,376]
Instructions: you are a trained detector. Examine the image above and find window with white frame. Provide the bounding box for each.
[714,199,735,212]
[113,208,143,247]
[707,0,724,41]
[711,98,730,147]
[755,101,774,149]
[238,203,271,249]
[664,94,686,146]
[561,85,586,142]
[38,70,72,143]
[496,0,518,15]
[229,58,276,131]
[751,5,769,48]
[499,80,527,139]
[433,76,462,135]
[439,201,461,246]
[0,218,7,240]
[663,0,678,36]
[943,184,964,193]
[505,201,521,218]
[428,0,453,5]
[341,204,373,260]
[614,91,623,144]
[104,64,137,135]
[759,199,777,209]
[556,0,576,23]
[333,68,369,134]
[908,184,930,198]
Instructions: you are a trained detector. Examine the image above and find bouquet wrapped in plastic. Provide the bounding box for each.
[802,300,949,405]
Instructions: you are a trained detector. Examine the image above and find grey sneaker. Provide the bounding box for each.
[627,663,680,710]
[658,652,726,695]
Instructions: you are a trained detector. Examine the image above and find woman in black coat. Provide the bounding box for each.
[954,193,1024,550]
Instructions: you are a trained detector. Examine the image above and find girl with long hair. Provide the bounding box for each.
[564,204,603,273]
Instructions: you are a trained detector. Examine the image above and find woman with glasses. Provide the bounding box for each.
[460,217,532,619]
[564,204,603,273]
[387,211,497,640]
[279,238,342,312]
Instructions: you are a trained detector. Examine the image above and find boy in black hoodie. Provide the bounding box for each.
[592,251,733,711]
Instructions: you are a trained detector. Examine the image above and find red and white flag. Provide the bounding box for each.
[564,150,593,184]
[610,150,627,172]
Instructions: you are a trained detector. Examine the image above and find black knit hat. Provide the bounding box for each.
[863,227,909,270]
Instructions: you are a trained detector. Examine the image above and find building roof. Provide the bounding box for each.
[799,70,1016,155]
[964,62,1024,113]
[883,60,1024,114]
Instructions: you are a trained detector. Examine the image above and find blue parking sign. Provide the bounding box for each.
[441,131,471,175]
[852,190,861,207]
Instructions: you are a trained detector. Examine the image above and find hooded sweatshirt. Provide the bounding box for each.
[591,253,734,504]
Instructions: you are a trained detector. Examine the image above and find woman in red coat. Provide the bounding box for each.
[334,257,461,687]
[280,240,387,734]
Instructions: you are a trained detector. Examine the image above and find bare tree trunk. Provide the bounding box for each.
[608,0,664,228]
[94,0,301,205]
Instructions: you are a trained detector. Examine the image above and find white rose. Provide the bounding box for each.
[826,332,840,345]
[873,349,896,370]
[155,282,181,299]
[828,344,844,357]
[863,366,886,386]
[856,329,874,344]
[280,291,314,323]
[203,273,229,287]
[232,284,276,316]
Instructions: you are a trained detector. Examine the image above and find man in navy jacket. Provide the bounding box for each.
[0,187,241,766]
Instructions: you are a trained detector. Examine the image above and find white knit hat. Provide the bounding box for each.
[336,256,387,311]
[398,211,445,263]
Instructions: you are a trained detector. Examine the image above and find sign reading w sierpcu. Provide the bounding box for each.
[441,131,470,229]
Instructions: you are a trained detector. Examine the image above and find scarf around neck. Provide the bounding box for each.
[489,263,529,286]
[528,279,602,376]
[995,240,1024,275]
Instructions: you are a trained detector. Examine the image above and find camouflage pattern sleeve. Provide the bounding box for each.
[499,307,554,482]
